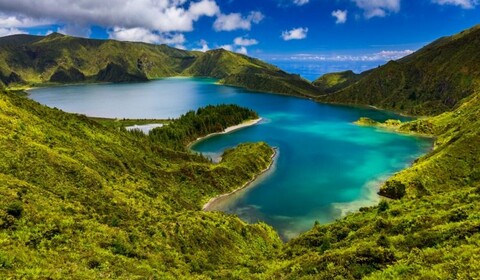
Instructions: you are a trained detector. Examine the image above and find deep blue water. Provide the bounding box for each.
[29,78,432,240]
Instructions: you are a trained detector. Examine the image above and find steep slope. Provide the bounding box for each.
[182,48,277,78]
[313,70,367,94]
[0,33,196,85]
[0,92,281,278]
[320,25,480,115]
[270,90,480,279]
[183,49,320,97]
[0,33,320,97]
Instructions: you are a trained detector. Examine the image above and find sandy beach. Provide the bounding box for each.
[188,118,262,148]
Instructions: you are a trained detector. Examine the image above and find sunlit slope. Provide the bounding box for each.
[0,92,281,278]
[0,33,320,96]
[313,70,368,94]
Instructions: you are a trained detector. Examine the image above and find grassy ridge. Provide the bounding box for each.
[313,70,367,94]
[0,33,195,85]
[0,92,281,278]
[318,25,480,115]
[0,33,319,97]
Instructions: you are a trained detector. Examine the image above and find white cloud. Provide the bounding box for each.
[0,27,26,37]
[432,0,478,8]
[352,0,401,18]
[108,27,186,47]
[215,35,257,54]
[236,46,248,55]
[213,11,264,31]
[219,44,233,51]
[286,49,415,61]
[293,0,309,6]
[189,0,220,19]
[281,27,308,41]
[193,39,210,52]
[0,0,220,33]
[233,36,258,46]
[332,10,348,24]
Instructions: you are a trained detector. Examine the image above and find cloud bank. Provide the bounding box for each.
[0,0,264,46]
[0,0,220,33]
[108,27,186,48]
[432,0,478,9]
[285,49,414,62]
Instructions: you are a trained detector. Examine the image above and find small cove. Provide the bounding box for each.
[28,78,433,240]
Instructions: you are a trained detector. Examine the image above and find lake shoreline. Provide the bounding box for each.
[202,147,278,211]
[187,118,262,149]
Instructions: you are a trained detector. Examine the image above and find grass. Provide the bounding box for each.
[319,24,480,116]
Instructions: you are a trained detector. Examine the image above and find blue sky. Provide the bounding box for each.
[0,0,479,78]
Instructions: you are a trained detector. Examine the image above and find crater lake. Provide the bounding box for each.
[29,78,432,240]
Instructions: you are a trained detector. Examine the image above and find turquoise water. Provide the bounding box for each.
[29,78,432,240]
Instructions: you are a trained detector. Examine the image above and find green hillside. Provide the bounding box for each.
[2,81,479,279]
[313,70,367,94]
[182,48,277,78]
[0,32,194,86]
[319,25,480,115]
[181,49,318,97]
[0,33,319,96]
[0,93,281,278]
[1,24,480,279]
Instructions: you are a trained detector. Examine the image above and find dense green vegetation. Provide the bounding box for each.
[183,49,318,97]
[1,24,480,279]
[313,70,367,94]
[0,92,281,278]
[2,86,479,279]
[149,104,258,150]
[318,24,480,115]
[0,33,318,97]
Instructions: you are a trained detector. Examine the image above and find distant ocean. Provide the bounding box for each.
[263,60,387,82]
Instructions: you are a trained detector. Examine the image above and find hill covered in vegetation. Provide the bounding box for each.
[317,25,480,115]
[0,95,281,278]
[1,24,480,279]
[183,49,319,97]
[0,33,317,96]
[1,80,479,279]
[313,70,367,94]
